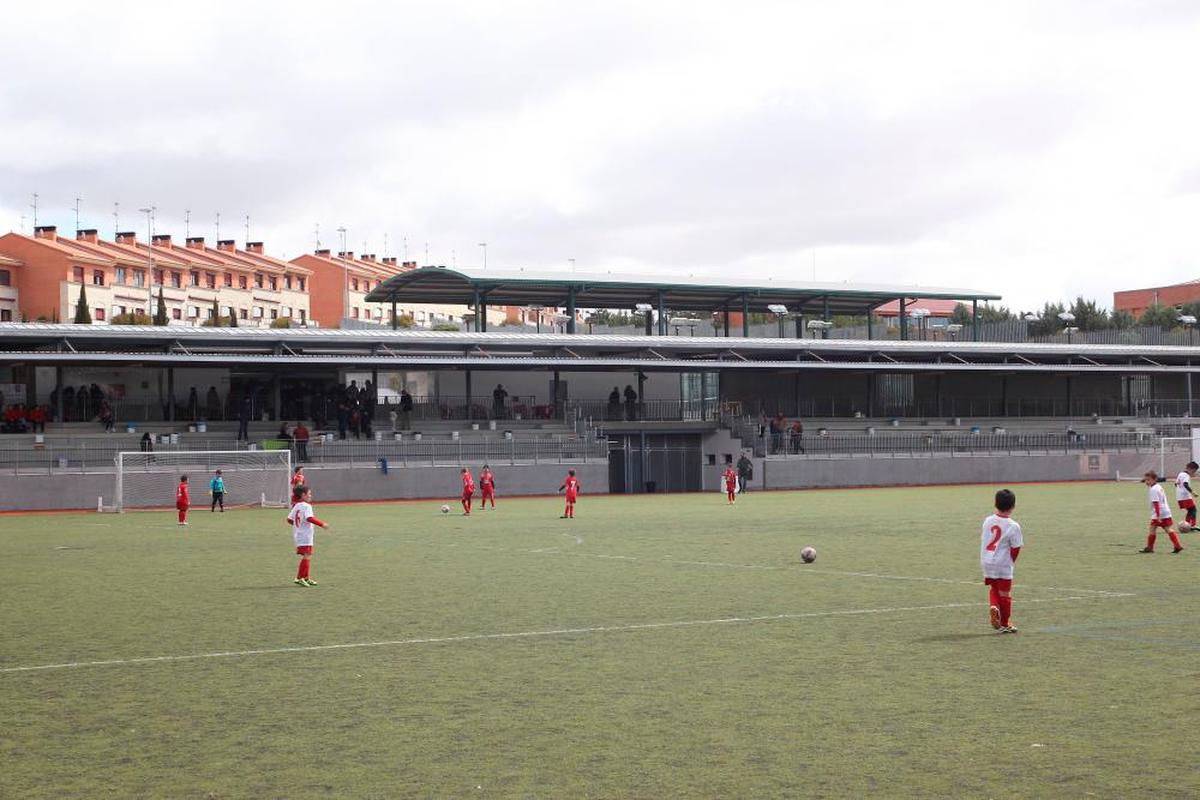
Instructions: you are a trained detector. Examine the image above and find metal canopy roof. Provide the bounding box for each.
[0,323,1196,374]
[364,266,1001,315]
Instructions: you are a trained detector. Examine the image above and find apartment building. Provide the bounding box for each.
[0,253,22,322]
[0,227,311,326]
[290,250,506,329]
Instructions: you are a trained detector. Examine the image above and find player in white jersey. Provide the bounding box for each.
[1140,471,1183,554]
[1174,461,1198,531]
[980,488,1023,634]
[286,485,330,586]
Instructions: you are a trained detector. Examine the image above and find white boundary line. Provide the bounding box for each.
[0,593,1131,675]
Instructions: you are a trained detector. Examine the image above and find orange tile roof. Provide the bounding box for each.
[0,253,22,267]
[874,298,963,317]
[0,233,110,265]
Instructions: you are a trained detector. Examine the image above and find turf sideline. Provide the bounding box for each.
[0,593,1131,675]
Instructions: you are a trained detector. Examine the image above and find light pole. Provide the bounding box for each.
[1180,315,1197,345]
[1057,311,1076,342]
[946,323,963,341]
[909,307,930,341]
[767,304,789,338]
[139,206,155,316]
[807,319,832,339]
[529,305,544,333]
[337,227,348,323]
[635,302,654,336]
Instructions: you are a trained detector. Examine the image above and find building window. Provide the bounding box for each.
[223,272,232,287]
[254,273,264,288]
[115,267,126,285]
[226,306,236,317]
[206,307,215,319]
[205,272,216,289]
[352,278,360,292]
[92,270,105,286]
[299,309,307,322]
[189,271,200,287]
[270,309,278,320]
[253,306,263,318]
[188,306,199,318]
[0,269,10,286]
[298,277,306,291]
[0,309,11,322]
[240,308,248,320]
[133,270,145,287]
[95,307,105,321]
[268,276,278,291]
[352,307,359,319]
[238,275,248,290]
[284,275,293,290]
[172,308,182,320]
[171,271,182,288]
[153,268,164,285]
[72,266,84,283]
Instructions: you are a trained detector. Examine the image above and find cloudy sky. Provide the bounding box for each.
[2,0,1198,311]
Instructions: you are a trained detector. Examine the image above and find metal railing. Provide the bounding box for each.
[0,434,608,475]
[761,430,1168,459]
[569,398,721,423]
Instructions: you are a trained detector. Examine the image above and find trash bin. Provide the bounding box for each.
[645,481,657,493]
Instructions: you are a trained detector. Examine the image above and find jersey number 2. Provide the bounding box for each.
[986,525,1002,552]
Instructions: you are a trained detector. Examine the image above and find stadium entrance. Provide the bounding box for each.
[607,432,704,494]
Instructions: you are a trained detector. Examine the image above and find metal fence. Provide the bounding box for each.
[761,430,1170,459]
[0,434,608,475]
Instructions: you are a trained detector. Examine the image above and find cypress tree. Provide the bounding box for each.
[154,287,168,325]
[74,284,92,324]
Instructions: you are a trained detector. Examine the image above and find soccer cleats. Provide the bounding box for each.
[989,606,1002,630]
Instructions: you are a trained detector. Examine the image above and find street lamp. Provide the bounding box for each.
[908,307,931,341]
[767,303,789,338]
[807,319,833,339]
[1063,325,1080,343]
[337,227,348,323]
[946,322,963,341]
[529,304,544,333]
[1179,314,1197,345]
[635,302,654,336]
[138,206,155,316]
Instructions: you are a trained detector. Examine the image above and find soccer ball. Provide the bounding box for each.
[1180,522,1193,533]
[441,505,450,514]
[800,546,817,564]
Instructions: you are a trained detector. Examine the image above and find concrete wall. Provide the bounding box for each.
[758,451,1154,490]
[0,462,610,511]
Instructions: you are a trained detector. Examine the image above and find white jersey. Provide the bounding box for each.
[1148,483,1171,520]
[980,514,1023,580]
[1175,472,1195,503]
[288,500,316,546]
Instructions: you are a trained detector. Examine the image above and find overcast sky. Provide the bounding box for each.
[2,0,1198,311]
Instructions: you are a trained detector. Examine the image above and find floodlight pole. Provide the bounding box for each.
[741,295,750,338]
[972,299,979,341]
[566,286,576,334]
[899,298,908,340]
[822,296,831,340]
[657,290,666,336]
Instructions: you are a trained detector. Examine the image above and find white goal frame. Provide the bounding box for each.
[1116,435,1199,482]
[108,449,292,512]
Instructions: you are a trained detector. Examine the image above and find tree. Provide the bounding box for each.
[153,287,167,326]
[111,311,153,325]
[1067,296,1112,331]
[228,308,238,327]
[950,303,1014,325]
[394,314,415,329]
[74,284,91,324]
[1139,304,1180,329]
[270,317,291,329]
[210,298,222,327]
[1110,310,1136,330]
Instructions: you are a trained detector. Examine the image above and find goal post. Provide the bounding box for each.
[110,450,292,512]
[1116,434,1199,482]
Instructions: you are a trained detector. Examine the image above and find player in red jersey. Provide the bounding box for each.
[291,465,306,496]
[981,488,1023,633]
[175,475,190,526]
[1140,471,1183,554]
[1174,461,1198,530]
[559,469,580,518]
[479,465,496,509]
[723,464,738,504]
[286,485,329,586]
[460,467,475,515]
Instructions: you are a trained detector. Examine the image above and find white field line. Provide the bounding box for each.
[0,593,1128,675]
[801,568,1129,598]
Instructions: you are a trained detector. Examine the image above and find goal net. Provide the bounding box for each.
[110,450,292,512]
[1116,434,1200,482]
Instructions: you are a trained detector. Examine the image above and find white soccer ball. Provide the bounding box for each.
[800,546,817,564]
[1180,522,1193,533]
[441,504,450,514]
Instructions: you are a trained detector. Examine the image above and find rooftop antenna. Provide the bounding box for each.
[19,213,25,233]
[403,236,408,259]
[383,232,388,256]
[244,214,250,246]
[30,192,38,228]
[184,209,191,238]
[424,242,429,263]
[113,202,119,237]
[74,197,83,234]
[215,211,221,242]
[452,249,456,267]
[314,223,321,249]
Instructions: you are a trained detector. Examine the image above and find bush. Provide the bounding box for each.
[432,322,461,332]
[394,314,415,329]
[201,316,237,327]
[270,317,292,329]
[111,312,153,325]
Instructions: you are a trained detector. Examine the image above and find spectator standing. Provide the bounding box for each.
[623,385,638,421]
[789,419,805,454]
[293,421,310,462]
[187,387,199,420]
[277,422,292,445]
[27,405,46,433]
[139,432,154,452]
[205,386,221,420]
[492,384,508,419]
[608,387,621,420]
[737,453,754,494]
[237,395,252,442]
[399,389,413,430]
[99,401,115,433]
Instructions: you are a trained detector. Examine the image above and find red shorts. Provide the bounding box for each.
[1151,517,1174,529]
[296,545,313,555]
[565,493,577,503]
[481,487,494,497]
[462,490,474,500]
[984,577,1013,591]
[1180,499,1196,510]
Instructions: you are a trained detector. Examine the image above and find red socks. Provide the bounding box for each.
[1146,532,1157,550]
[998,596,1012,627]
[178,509,187,523]
[297,558,310,580]
[1169,530,1183,549]
[988,585,1000,608]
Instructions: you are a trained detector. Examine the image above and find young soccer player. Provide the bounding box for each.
[1140,471,1183,554]
[291,465,306,494]
[723,464,738,504]
[981,488,1023,634]
[175,475,190,526]
[209,469,226,512]
[479,465,496,509]
[559,469,580,518]
[1175,461,1198,530]
[286,484,328,586]
[460,467,475,515]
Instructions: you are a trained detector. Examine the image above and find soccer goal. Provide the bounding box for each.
[108,450,292,512]
[1116,434,1199,482]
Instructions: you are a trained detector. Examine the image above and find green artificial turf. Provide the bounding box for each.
[2,482,1200,798]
